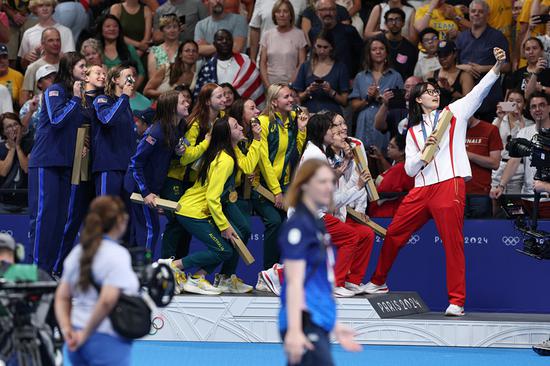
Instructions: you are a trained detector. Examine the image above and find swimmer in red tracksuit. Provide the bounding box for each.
[363,48,507,317]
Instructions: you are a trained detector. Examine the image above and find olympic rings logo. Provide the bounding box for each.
[408,235,420,245]
[502,236,521,246]
[149,316,165,335]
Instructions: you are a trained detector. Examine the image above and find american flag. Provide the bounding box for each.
[231,53,265,109]
[194,53,265,109]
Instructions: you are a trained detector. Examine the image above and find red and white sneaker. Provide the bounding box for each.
[445,304,465,317]
[259,263,284,296]
[363,281,389,294]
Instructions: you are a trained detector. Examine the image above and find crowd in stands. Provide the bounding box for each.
[0,0,549,295]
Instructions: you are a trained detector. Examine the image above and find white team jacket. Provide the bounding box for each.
[405,69,500,188]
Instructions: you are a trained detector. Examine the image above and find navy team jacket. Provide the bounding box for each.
[29,84,84,168]
[92,94,137,173]
[124,123,178,197]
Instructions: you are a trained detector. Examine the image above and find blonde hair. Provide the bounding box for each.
[29,0,57,10]
[159,13,180,30]
[80,38,102,56]
[262,83,289,122]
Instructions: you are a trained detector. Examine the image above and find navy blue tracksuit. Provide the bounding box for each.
[92,94,136,199]
[28,84,85,273]
[124,123,178,251]
[54,95,97,275]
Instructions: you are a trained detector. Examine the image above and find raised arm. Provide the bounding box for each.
[449,48,506,119]
[93,94,130,126]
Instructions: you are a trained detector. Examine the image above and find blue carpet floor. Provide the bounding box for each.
[127,341,547,366]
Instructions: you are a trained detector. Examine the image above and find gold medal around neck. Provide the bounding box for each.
[229,191,238,203]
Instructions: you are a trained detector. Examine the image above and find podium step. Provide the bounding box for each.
[146,292,550,348]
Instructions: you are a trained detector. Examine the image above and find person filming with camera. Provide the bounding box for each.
[490,92,550,216]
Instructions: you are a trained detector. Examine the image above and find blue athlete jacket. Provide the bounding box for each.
[92,94,137,173]
[124,123,179,197]
[279,203,336,333]
[29,84,84,168]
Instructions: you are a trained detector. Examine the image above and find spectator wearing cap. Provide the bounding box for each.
[0,44,23,107]
[382,8,418,81]
[0,113,32,213]
[152,0,208,43]
[20,27,61,105]
[19,64,57,132]
[195,0,248,57]
[134,108,155,138]
[414,27,441,80]
[456,0,510,121]
[426,40,473,109]
[18,0,75,69]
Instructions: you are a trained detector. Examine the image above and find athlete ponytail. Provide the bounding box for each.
[78,196,127,291]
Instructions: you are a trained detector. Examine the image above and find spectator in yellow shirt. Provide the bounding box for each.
[0,44,23,107]
[414,0,470,40]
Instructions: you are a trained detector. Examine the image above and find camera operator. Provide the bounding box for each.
[490,92,550,216]
[0,233,55,365]
[54,196,139,365]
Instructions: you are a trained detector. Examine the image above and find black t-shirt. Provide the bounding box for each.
[303,4,351,41]
[388,38,418,81]
[505,67,550,92]
[0,134,33,206]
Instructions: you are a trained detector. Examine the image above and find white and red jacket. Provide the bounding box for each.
[405,69,500,188]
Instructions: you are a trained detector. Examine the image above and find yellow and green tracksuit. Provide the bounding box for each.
[253,111,306,269]
[160,120,209,258]
[175,148,257,274]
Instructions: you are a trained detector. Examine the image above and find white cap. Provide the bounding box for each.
[35,64,58,81]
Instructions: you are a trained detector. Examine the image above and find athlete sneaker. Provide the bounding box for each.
[157,257,186,295]
[363,281,389,294]
[345,282,368,295]
[533,338,550,356]
[218,274,253,294]
[445,304,465,317]
[255,273,270,292]
[259,264,283,296]
[183,274,222,295]
[334,286,356,298]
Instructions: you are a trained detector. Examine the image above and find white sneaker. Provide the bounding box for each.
[218,274,253,294]
[445,304,465,317]
[333,286,356,298]
[183,274,222,295]
[259,264,283,296]
[255,272,270,292]
[363,281,389,294]
[345,282,368,295]
[214,274,229,292]
[157,257,186,295]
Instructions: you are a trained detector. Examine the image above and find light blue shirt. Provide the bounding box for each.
[194,13,248,44]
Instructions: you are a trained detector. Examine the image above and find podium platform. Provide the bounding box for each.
[145,292,550,348]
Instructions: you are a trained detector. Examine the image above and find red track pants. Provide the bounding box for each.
[371,177,466,307]
[324,214,375,287]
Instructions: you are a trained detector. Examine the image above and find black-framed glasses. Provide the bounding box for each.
[423,89,441,96]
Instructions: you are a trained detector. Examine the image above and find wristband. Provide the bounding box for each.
[497,184,506,190]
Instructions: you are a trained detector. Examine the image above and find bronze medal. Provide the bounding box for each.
[229,191,238,203]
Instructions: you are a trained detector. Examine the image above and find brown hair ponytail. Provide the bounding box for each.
[78,196,127,291]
